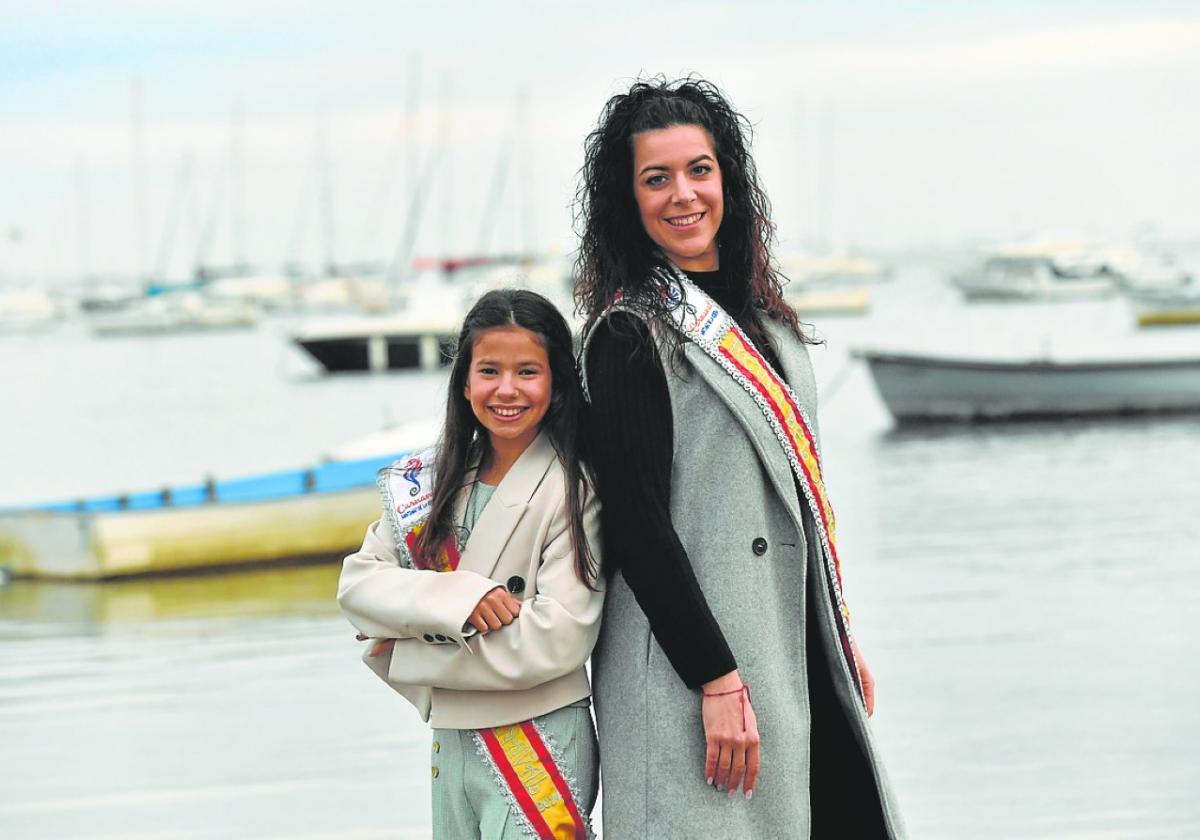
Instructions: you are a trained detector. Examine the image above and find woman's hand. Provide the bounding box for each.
[701,670,760,799]
[852,637,875,716]
[467,585,522,634]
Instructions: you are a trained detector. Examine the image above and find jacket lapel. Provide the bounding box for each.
[454,431,556,579]
[679,335,807,530]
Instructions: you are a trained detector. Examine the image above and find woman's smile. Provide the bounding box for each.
[665,211,706,228]
[632,124,724,272]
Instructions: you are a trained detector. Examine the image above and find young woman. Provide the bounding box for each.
[338,289,602,840]
[574,77,906,837]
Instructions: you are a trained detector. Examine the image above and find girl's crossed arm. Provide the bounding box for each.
[380,492,603,692]
[338,519,503,646]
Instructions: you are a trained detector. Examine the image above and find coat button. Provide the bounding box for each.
[507,575,525,594]
[431,741,440,754]
[422,633,435,642]
[431,766,439,779]
[751,537,768,556]
[434,634,447,642]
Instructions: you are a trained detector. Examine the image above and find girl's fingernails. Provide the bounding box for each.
[716,784,724,792]
[745,789,754,800]
[706,777,713,786]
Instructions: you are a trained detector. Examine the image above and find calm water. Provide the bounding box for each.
[2,262,1199,838]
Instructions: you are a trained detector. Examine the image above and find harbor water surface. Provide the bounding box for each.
[2,262,1199,838]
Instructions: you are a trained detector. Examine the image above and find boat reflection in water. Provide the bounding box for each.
[0,562,342,638]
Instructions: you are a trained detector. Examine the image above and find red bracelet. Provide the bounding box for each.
[702,684,752,731]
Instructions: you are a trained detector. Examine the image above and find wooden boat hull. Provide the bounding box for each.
[0,487,380,581]
[856,350,1200,421]
[1137,308,1200,327]
[785,288,870,316]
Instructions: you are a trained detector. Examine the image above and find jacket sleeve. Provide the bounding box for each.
[584,312,738,688]
[381,487,604,691]
[337,519,502,646]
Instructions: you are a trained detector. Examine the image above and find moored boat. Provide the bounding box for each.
[292,311,460,372]
[855,348,1200,421]
[784,287,870,317]
[0,451,415,580]
[1130,286,1200,327]
[89,292,258,337]
[951,251,1117,301]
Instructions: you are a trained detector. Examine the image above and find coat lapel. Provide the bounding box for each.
[454,431,556,579]
[679,332,807,530]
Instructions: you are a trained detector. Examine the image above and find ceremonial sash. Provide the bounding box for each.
[379,447,461,572]
[583,263,860,693]
[473,721,591,840]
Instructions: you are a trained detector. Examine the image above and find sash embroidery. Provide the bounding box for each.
[472,721,592,840]
[582,264,861,697]
[379,447,461,571]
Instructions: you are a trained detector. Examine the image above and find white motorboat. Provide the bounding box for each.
[951,251,1117,302]
[779,251,892,286]
[0,290,62,334]
[855,348,1200,421]
[290,258,565,373]
[89,292,258,337]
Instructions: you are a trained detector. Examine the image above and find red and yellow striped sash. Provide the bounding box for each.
[477,722,588,840]
[717,326,842,590]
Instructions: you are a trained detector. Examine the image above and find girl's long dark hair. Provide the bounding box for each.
[413,289,598,589]
[573,74,815,347]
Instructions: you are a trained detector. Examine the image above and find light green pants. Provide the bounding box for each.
[431,700,598,840]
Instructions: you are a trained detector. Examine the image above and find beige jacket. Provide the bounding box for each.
[337,432,603,729]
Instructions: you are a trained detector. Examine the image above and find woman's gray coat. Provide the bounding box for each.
[587,319,906,839]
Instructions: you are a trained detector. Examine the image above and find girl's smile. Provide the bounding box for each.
[464,325,552,459]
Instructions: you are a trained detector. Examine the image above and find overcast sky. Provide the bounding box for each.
[3,1,1199,285]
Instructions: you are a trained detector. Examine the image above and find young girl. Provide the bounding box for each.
[338,289,602,840]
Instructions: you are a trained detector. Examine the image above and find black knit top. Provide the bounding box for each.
[583,264,786,689]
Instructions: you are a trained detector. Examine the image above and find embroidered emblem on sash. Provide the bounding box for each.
[473,722,590,839]
[379,447,460,571]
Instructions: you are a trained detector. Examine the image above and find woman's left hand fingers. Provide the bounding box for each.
[744,740,761,798]
[714,743,733,791]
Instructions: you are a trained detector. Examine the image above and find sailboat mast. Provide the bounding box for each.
[517,87,536,259]
[317,110,337,276]
[406,51,421,249]
[792,97,807,251]
[73,156,92,287]
[231,101,247,272]
[816,101,835,255]
[129,77,150,287]
[438,71,453,262]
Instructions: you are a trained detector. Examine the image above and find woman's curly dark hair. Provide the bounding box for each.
[572,74,813,344]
